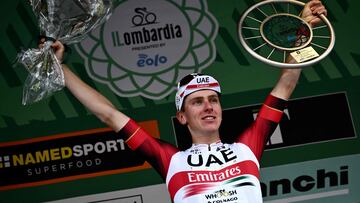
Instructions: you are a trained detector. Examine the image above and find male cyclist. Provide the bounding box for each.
[44,1,327,202]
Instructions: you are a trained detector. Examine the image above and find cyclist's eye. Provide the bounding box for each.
[189,98,203,106]
[193,99,202,105]
[210,97,218,103]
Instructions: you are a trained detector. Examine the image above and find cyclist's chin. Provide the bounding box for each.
[201,122,220,131]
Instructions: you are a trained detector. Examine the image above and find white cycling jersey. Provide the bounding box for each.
[167,141,263,203]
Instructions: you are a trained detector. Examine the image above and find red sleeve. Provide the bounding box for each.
[118,119,178,179]
[236,95,286,161]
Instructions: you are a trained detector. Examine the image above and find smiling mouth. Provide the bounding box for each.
[202,116,216,120]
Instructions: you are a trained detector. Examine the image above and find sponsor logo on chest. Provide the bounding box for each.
[187,148,237,168]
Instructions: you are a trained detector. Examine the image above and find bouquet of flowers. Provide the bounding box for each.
[17,0,112,105]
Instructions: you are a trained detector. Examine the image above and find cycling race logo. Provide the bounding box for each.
[132,7,157,26]
[75,0,218,99]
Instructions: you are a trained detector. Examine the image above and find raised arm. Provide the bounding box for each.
[270,68,301,100]
[62,64,129,131]
[270,0,327,100]
[51,41,129,132]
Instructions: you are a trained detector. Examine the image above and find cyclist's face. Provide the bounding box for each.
[177,90,222,137]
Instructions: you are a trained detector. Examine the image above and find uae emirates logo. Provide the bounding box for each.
[75,0,218,99]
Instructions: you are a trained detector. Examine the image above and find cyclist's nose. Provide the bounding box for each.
[203,100,213,112]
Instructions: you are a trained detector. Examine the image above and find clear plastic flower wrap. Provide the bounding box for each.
[17,0,112,105]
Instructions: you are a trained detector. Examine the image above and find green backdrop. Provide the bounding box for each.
[0,0,359,202]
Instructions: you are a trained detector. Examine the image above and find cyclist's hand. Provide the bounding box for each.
[38,39,65,63]
[301,0,327,27]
